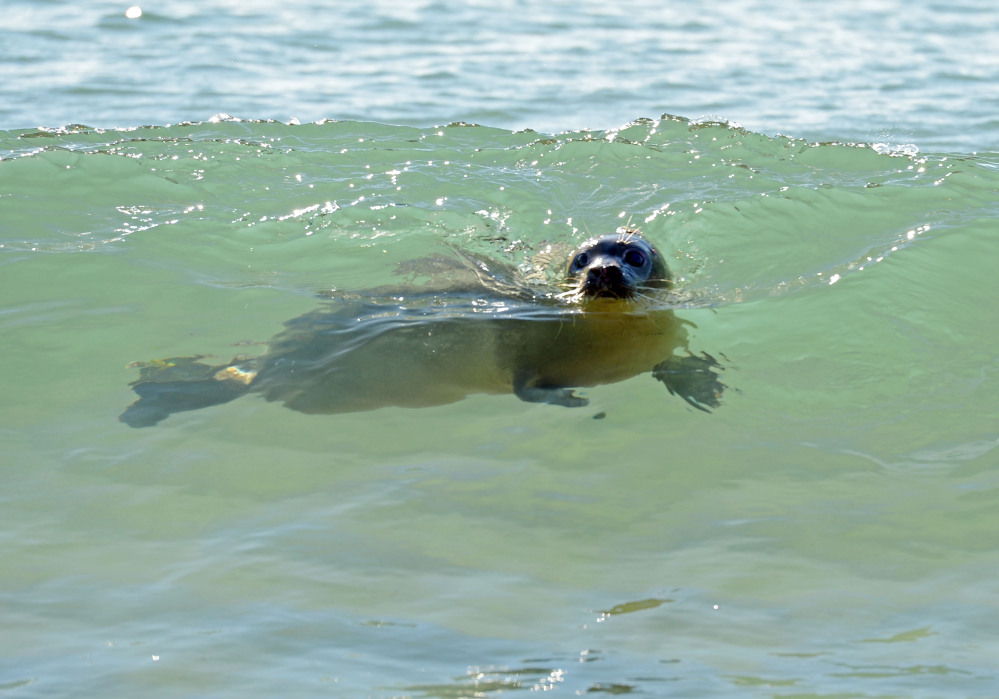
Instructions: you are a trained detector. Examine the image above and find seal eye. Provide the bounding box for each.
[623,249,646,267]
[573,252,589,269]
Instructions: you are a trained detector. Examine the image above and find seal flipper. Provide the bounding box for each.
[120,378,249,427]
[119,357,253,428]
[653,352,727,412]
[513,372,589,408]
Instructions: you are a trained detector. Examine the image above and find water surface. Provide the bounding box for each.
[4,0,999,150]
[3,0,999,696]
[3,116,999,696]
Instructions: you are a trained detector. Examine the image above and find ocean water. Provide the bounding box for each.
[3,2,999,698]
[4,0,999,150]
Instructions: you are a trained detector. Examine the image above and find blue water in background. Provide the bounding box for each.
[4,0,998,151]
[3,2,999,698]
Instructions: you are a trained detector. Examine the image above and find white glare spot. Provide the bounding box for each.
[151,654,160,661]
[828,274,841,285]
[125,6,142,19]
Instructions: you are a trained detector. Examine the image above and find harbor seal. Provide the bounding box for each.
[120,229,726,427]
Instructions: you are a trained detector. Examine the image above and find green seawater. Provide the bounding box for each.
[2,117,999,696]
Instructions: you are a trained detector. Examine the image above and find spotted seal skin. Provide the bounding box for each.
[120,230,726,427]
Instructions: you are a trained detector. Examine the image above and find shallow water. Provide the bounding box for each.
[4,1,999,697]
[3,116,999,697]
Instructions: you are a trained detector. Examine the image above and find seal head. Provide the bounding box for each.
[564,230,671,301]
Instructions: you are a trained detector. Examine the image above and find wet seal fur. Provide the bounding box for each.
[120,229,726,427]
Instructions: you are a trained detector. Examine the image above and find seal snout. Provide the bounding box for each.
[583,262,630,299]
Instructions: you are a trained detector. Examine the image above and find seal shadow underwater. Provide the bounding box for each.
[120,231,728,427]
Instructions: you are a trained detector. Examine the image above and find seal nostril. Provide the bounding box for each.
[584,265,626,297]
[589,265,623,281]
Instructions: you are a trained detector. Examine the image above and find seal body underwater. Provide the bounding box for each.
[120,230,726,427]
